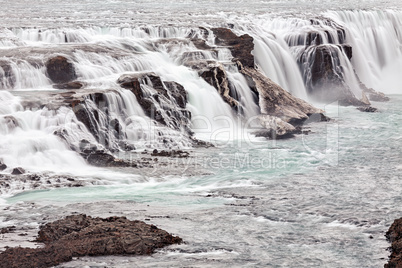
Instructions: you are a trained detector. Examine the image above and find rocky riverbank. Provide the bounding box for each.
[0,214,182,268]
[385,218,402,268]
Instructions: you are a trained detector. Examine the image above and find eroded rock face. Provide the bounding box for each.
[46,56,77,84]
[0,214,182,268]
[118,73,192,133]
[198,62,240,111]
[240,65,326,125]
[211,28,254,68]
[385,218,402,268]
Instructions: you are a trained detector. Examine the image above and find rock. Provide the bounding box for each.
[385,218,402,268]
[240,65,327,126]
[52,81,83,90]
[117,73,192,133]
[83,151,129,167]
[46,56,77,84]
[0,160,7,171]
[357,106,378,113]
[151,150,190,158]
[198,62,240,111]
[0,214,182,268]
[211,28,254,68]
[0,61,16,89]
[256,115,297,139]
[299,45,366,105]
[11,167,25,175]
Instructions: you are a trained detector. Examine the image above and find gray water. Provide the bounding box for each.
[1,1,402,267]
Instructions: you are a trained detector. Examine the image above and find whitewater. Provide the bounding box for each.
[0,0,402,267]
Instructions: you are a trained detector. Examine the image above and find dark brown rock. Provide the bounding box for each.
[0,214,182,268]
[199,62,239,110]
[357,106,378,113]
[46,56,77,84]
[385,218,402,268]
[0,161,6,171]
[299,45,367,106]
[52,81,83,90]
[240,65,326,125]
[211,28,254,68]
[11,167,25,175]
[117,73,192,133]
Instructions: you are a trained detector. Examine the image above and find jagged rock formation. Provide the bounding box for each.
[45,56,77,84]
[385,218,402,268]
[0,214,182,268]
[118,72,192,134]
[211,27,254,68]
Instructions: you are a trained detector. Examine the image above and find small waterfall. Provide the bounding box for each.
[326,10,402,94]
[0,91,90,173]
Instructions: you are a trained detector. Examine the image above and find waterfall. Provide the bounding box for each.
[325,10,402,94]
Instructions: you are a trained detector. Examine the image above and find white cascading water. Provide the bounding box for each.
[325,10,402,94]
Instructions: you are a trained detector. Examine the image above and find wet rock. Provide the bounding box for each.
[240,65,327,126]
[299,45,366,105]
[385,218,402,268]
[83,151,128,167]
[151,149,190,158]
[357,106,378,113]
[198,62,240,111]
[52,81,83,90]
[0,61,16,89]
[0,226,16,234]
[46,56,77,84]
[0,161,7,171]
[117,73,192,133]
[0,214,182,268]
[211,28,254,68]
[11,167,25,175]
[256,115,297,139]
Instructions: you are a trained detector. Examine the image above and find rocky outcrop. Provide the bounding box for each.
[45,56,77,84]
[0,161,6,171]
[118,72,192,133]
[197,61,240,111]
[241,66,326,125]
[0,61,15,89]
[0,214,182,268]
[298,45,367,105]
[385,218,402,268]
[211,28,254,68]
[357,106,378,112]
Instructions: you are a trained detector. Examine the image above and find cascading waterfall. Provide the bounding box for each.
[325,10,402,94]
[0,9,401,174]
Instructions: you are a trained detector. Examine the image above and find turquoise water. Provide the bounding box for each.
[3,96,402,267]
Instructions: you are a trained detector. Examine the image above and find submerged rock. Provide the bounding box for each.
[52,81,83,90]
[385,218,402,268]
[357,106,378,113]
[0,214,182,268]
[46,56,77,84]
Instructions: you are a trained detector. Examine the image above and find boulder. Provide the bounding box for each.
[11,167,25,175]
[256,115,297,139]
[357,106,378,112]
[0,214,182,268]
[0,61,15,89]
[0,160,7,171]
[46,56,77,84]
[240,65,327,126]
